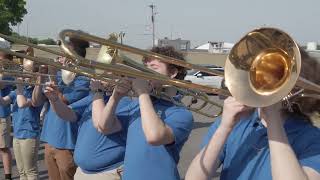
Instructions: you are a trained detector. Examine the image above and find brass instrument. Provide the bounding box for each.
[0,70,88,91]
[225,27,320,108]
[0,47,53,86]
[0,33,121,84]
[94,33,222,117]
[2,27,317,118]
[0,70,55,78]
[0,71,54,87]
[59,28,320,112]
[0,33,222,118]
[58,29,229,95]
[58,30,228,117]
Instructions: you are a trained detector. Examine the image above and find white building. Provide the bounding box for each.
[158,37,191,51]
[195,41,234,53]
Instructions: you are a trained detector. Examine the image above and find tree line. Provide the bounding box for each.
[1,0,56,45]
[11,32,57,45]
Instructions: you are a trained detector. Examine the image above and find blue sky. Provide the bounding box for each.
[15,0,320,48]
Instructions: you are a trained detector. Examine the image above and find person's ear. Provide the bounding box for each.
[169,67,178,79]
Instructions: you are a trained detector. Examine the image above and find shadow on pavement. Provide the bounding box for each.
[193,121,212,129]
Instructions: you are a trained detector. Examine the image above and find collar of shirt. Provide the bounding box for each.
[24,85,33,90]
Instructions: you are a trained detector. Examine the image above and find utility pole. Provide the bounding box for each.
[119,31,125,44]
[149,4,156,47]
[26,21,29,42]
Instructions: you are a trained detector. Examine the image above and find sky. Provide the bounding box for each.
[14,0,320,49]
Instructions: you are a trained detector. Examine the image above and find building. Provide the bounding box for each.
[195,41,234,53]
[157,37,191,51]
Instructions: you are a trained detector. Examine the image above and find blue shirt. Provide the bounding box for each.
[40,73,90,149]
[202,110,320,180]
[70,93,129,173]
[120,97,194,180]
[0,77,13,118]
[8,86,42,139]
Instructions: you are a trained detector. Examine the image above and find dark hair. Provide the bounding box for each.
[5,54,13,60]
[283,47,320,123]
[69,35,89,58]
[143,46,187,80]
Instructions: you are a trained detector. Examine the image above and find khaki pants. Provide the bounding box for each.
[44,144,77,180]
[0,117,12,148]
[74,165,123,180]
[13,138,39,180]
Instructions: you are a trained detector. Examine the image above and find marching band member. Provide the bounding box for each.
[42,79,129,180]
[0,37,13,180]
[0,53,43,180]
[185,49,320,180]
[32,37,90,180]
[93,46,194,180]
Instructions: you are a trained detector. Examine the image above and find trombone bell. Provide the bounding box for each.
[95,33,118,74]
[250,48,291,95]
[225,27,301,107]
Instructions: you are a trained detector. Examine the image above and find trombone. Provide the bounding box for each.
[0,33,223,118]
[0,71,89,91]
[58,30,229,117]
[59,28,320,111]
[225,27,320,109]
[58,29,230,96]
[4,27,317,118]
[0,73,54,87]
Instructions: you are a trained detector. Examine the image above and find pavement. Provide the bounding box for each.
[1,96,319,180]
[0,114,216,180]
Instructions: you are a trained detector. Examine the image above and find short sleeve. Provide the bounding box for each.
[3,76,14,89]
[62,76,90,104]
[298,129,320,173]
[116,96,135,131]
[201,118,226,163]
[164,108,194,146]
[0,82,13,97]
[8,91,17,103]
[69,95,91,121]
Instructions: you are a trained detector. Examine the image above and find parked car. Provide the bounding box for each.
[184,67,224,94]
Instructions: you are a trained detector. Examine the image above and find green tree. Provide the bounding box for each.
[38,38,57,45]
[0,0,27,35]
[11,32,38,44]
